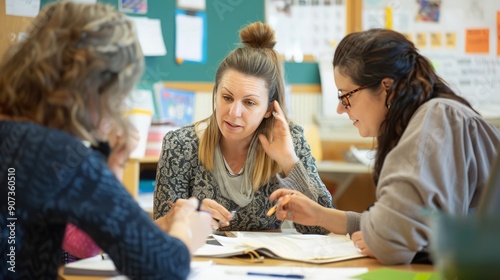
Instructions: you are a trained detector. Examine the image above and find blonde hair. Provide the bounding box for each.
[195,22,287,191]
[0,1,144,143]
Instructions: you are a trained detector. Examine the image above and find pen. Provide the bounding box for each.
[168,200,210,214]
[266,193,294,216]
[226,270,305,279]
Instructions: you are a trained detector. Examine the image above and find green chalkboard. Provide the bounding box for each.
[40,0,319,87]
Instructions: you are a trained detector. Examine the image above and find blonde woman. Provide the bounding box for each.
[0,2,211,279]
[154,22,333,233]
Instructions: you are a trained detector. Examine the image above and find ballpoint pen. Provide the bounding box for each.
[266,193,294,216]
[226,270,305,279]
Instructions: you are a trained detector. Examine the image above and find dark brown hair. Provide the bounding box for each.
[333,28,474,183]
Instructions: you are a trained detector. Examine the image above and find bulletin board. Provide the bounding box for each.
[2,0,264,87]
[1,0,363,87]
[362,0,500,117]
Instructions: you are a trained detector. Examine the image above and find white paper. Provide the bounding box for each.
[190,265,368,280]
[175,13,205,62]
[6,0,40,17]
[177,0,206,11]
[128,17,167,56]
[64,255,117,275]
[193,244,247,258]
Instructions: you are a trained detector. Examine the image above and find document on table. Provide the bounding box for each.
[189,265,368,280]
[194,232,365,264]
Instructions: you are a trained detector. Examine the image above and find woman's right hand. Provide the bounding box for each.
[166,198,212,254]
[198,198,233,229]
[269,189,324,226]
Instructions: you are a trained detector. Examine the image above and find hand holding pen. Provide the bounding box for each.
[166,198,235,230]
[268,189,325,226]
[167,197,212,254]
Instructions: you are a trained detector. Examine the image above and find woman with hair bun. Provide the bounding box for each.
[154,22,333,233]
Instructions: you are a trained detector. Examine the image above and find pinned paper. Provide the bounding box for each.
[465,28,489,54]
[175,10,207,63]
[5,0,40,17]
[497,12,500,56]
[385,6,393,29]
[430,32,442,49]
[416,32,428,49]
[128,17,167,56]
[445,32,457,49]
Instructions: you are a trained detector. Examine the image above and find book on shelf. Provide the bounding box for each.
[153,83,195,126]
[194,232,365,264]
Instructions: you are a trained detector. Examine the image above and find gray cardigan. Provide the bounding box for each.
[347,98,500,264]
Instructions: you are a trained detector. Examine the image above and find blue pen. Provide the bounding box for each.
[248,272,305,279]
[226,270,305,279]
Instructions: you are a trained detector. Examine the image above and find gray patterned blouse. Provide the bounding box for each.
[154,123,334,234]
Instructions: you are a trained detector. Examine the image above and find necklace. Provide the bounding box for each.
[222,156,244,177]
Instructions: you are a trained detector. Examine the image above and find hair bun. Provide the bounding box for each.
[239,22,276,49]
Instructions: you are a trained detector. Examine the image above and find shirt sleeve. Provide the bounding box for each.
[154,128,195,220]
[66,153,191,280]
[63,223,101,259]
[277,124,335,234]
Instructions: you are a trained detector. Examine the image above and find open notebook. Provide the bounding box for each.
[194,232,365,264]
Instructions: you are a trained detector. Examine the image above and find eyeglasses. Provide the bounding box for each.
[337,86,367,109]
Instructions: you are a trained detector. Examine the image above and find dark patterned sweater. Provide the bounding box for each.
[0,121,190,280]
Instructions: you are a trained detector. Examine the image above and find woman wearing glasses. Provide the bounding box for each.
[269,28,500,265]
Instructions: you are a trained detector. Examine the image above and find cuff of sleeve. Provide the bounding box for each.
[276,161,315,198]
[345,211,362,236]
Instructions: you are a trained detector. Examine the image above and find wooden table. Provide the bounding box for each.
[58,256,434,279]
[316,161,372,201]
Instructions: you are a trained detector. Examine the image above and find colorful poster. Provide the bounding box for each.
[416,0,441,22]
[119,0,148,14]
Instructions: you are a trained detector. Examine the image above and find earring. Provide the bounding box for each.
[387,102,391,109]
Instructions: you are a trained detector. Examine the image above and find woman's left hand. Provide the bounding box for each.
[107,124,140,179]
[351,231,375,257]
[258,101,299,176]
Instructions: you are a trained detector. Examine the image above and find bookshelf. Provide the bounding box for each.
[122,156,159,199]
